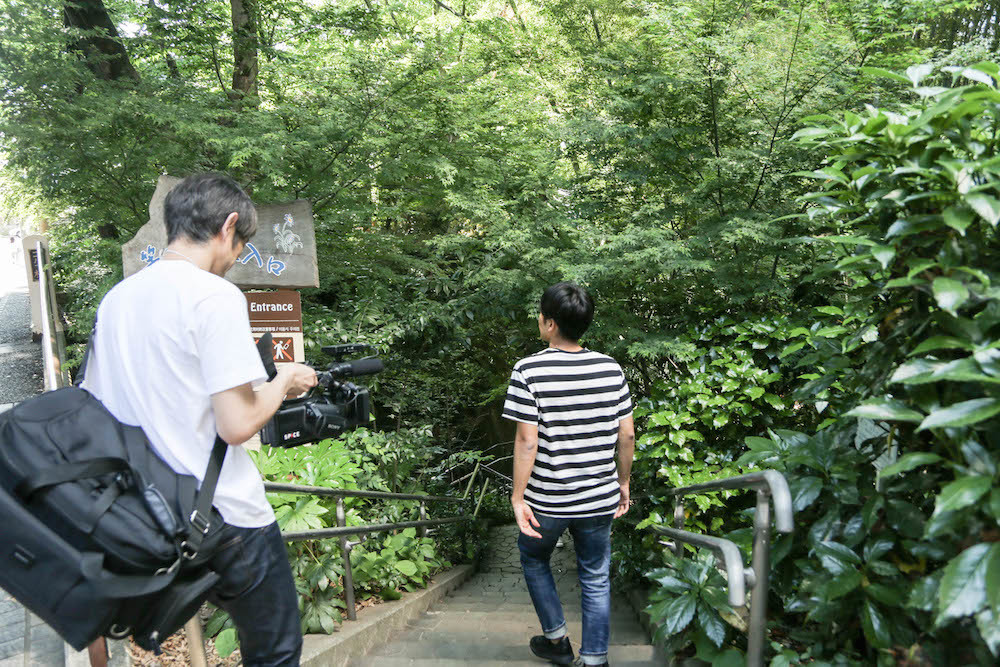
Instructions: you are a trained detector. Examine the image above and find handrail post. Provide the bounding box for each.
[418,502,428,537]
[746,488,772,667]
[672,500,685,557]
[473,478,489,517]
[35,242,60,391]
[462,461,481,500]
[337,498,357,621]
[184,617,208,667]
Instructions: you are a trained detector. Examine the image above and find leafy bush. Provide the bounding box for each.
[641,62,1000,664]
[245,435,458,635]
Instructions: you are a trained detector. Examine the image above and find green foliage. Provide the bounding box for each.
[645,553,736,662]
[639,61,1000,663]
[250,435,456,634]
[632,317,799,538]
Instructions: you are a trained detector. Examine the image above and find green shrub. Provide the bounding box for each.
[642,62,1000,664]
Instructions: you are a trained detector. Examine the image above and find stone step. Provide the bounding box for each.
[408,610,645,638]
[397,623,650,647]
[366,638,660,663]
[350,658,660,667]
[432,600,638,619]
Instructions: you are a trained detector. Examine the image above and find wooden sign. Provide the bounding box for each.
[122,175,319,289]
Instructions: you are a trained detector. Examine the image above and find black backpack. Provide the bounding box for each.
[0,357,231,652]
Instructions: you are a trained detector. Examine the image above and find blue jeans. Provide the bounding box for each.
[518,513,613,665]
[208,522,302,666]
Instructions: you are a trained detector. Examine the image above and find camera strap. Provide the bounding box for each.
[79,315,229,560]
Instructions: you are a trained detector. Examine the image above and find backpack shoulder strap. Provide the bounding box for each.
[181,436,229,559]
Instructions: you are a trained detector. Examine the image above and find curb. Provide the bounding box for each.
[300,564,476,667]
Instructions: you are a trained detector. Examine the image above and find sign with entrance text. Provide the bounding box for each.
[246,290,304,363]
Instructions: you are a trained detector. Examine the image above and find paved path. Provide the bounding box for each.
[0,243,112,666]
[350,524,663,666]
[0,242,42,410]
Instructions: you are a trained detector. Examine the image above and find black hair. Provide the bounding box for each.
[540,282,594,342]
[164,173,257,245]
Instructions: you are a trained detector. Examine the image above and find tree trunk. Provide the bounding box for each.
[230,0,259,104]
[63,0,140,82]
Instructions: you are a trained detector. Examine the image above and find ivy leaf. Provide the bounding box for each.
[814,541,861,575]
[763,393,784,409]
[825,570,863,600]
[905,63,933,86]
[789,476,823,511]
[918,398,1000,431]
[844,397,923,422]
[890,358,944,384]
[966,193,1000,227]
[986,545,1000,615]
[861,600,892,648]
[909,336,974,356]
[933,277,970,314]
[215,628,239,658]
[937,544,997,625]
[962,67,996,87]
[879,452,943,478]
[871,245,895,269]
[932,476,992,516]
[697,603,726,647]
[650,570,692,594]
[660,594,697,636]
[274,497,327,532]
[942,206,974,235]
[860,66,912,85]
[394,559,418,577]
[908,572,942,611]
[976,607,1000,657]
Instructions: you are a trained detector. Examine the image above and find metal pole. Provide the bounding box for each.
[462,461,481,500]
[673,500,685,557]
[474,478,490,517]
[746,489,772,667]
[34,242,60,391]
[337,498,357,621]
[418,502,428,538]
[184,617,208,667]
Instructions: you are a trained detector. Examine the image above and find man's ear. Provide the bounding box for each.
[221,212,240,246]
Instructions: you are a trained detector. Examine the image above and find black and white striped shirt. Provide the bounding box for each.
[502,348,632,518]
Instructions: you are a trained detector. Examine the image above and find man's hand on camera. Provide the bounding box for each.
[277,363,318,398]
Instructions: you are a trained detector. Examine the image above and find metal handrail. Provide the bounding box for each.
[263,468,487,622]
[651,469,793,667]
[264,481,467,503]
[649,527,750,606]
[34,242,68,390]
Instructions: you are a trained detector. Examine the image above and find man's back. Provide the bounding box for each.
[503,347,631,518]
[82,259,271,528]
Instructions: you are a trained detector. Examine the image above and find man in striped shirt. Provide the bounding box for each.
[503,282,635,667]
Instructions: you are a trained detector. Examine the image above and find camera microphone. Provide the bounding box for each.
[327,358,384,378]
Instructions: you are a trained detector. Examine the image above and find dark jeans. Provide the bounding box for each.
[518,513,613,665]
[208,522,302,667]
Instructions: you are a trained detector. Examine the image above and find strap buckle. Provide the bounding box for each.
[180,541,198,560]
[189,510,211,535]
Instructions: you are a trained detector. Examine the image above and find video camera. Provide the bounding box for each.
[256,333,384,447]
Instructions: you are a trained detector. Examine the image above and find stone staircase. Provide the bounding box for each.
[349,525,663,666]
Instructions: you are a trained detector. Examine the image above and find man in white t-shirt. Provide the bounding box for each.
[83,173,316,666]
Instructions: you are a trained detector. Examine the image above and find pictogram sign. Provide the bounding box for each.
[245,290,304,363]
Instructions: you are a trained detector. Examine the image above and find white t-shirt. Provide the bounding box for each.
[82,259,273,528]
